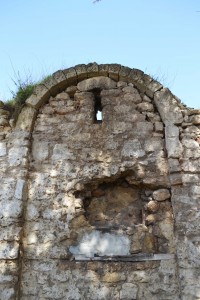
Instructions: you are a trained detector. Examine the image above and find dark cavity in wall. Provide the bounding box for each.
[92,88,102,123]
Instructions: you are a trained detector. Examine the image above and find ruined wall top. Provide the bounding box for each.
[1,63,200,134]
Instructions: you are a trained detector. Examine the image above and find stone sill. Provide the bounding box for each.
[73,253,175,262]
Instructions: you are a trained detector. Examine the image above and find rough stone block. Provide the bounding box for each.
[16,106,37,131]
[75,64,88,81]
[0,142,6,156]
[119,66,131,81]
[63,67,77,86]
[166,137,183,158]
[108,64,121,81]
[153,189,170,201]
[8,146,28,167]
[154,89,183,124]
[32,141,49,161]
[98,64,109,76]
[120,283,138,300]
[26,84,50,110]
[86,62,99,78]
[0,242,19,259]
[14,179,26,200]
[42,76,61,96]
[77,76,116,92]
[189,114,200,125]
[121,139,145,158]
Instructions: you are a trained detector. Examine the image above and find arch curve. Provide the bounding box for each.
[15,62,184,132]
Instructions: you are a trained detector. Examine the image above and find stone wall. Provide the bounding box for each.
[0,63,200,299]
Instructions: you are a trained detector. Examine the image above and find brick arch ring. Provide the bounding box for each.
[15,62,184,133]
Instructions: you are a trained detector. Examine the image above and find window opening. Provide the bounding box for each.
[92,88,102,123]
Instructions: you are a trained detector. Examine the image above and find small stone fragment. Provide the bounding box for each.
[153,189,170,201]
[146,200,159,213]
[145,214,157,225]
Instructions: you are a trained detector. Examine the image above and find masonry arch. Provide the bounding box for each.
[4,63,194,299]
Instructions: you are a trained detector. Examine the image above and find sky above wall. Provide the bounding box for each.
[0,0,200,108]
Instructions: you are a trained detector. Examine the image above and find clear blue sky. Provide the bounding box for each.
[0,0,200,108]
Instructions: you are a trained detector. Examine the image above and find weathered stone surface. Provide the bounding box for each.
[153,189,170,201]
[16,106,37,131]
[26,84,51,109]
[154,88,183,124]
[0,142,6,156]
[165,129,183,158]
[0,242,19,259]
[120,283,138,299]
[189,114,200,124]
[77,76,116,91]
[0,64,200,300]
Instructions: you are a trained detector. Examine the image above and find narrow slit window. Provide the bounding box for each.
[96,110,102,121]
[93,88,102,123]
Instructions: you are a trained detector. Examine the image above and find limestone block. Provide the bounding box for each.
[16,106,37,131]
[0,179,16,201]
[189,114,200,125]
[148,79,163,94]
[165,124,179,138]
[166,137,183,158]
[74,64,87,81]
[69,231,130,257]
[119,66,131,81]
[182,138,199,149]
[135,121,153,137]
[123,91,142,104]
[26,84,50,110]
[0,223,21,241]
[181,159,200,172]
[146,200,159,212]
[144,137,164,152]
[42,76,61,96]
[8,130,30,146]
[8,146,28,166]
[155,121,164,132]
[52,144,75,161]
[53,70,67,87]
[182,173,200,184]
[117,81,127,88]
[32,141,49,161]
[168,158,181,172]
[0,142,6,156]
[154,89,183,124]
[86,62,99,78]
[0,242,19,259]
[120,283,138,300]
[137,102,154,112]
[14,179,26,200]
[102,272,126,283]
[121,139,145,158]
[0,288,15,300]
[98,64,109,76]
[108,63,121,81]
[63,67,77,86]
[77,76,116,92]
[153,189,170,201]
[0,199,23,219]
[134,74,154,98]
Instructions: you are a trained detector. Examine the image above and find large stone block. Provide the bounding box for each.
[26,84,51,110]
[154,89,183,124]
[0,242,19,259]
[16,106,37,131]
[77,76,116,92]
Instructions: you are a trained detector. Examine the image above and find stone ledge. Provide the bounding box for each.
[73,253,175,262]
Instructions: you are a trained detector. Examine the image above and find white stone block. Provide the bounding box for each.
[0,142,6,156]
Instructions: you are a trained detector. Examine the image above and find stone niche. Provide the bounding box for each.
[69,174,174,259]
